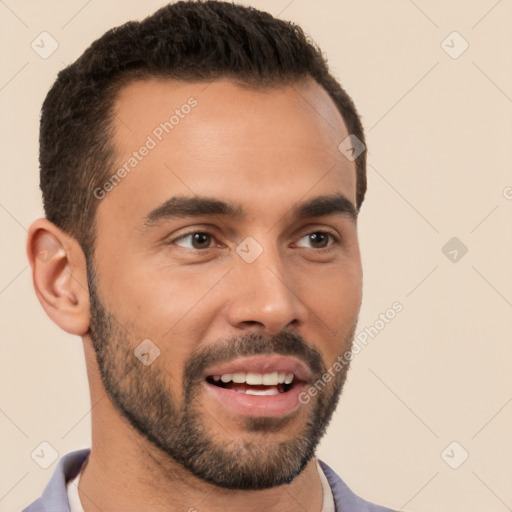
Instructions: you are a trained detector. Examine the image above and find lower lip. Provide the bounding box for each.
[204,381,304,418]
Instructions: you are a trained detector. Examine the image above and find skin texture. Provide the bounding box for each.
[27,77,363,512]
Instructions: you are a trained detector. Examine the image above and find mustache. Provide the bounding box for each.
[183,330,326,387]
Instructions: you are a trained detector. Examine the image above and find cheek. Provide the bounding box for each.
[104,263,230,386]
[302,256,362,311]
[298,264,362,357]
[98,253,220,328]
[316,277,361,328]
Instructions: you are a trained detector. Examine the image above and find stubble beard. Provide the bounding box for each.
[86,260,354,490]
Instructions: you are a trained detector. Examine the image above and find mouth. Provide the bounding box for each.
[206,371,297,396]
[202,355,310,418]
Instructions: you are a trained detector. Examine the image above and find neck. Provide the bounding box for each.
[79,447,323,512]
[79,340,324,512]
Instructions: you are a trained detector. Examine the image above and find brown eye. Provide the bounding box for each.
[296,231,335,249]
[174,232,214,249]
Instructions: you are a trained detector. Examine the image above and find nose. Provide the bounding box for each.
[225,244,308,335]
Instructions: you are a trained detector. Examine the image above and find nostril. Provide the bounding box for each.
[240,320,264,327]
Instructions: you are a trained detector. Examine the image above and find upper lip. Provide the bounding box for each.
[203,355,311,382]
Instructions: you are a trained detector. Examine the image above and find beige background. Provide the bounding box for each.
[1,1,511,511]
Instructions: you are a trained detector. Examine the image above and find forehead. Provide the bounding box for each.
[113,76,349,139]
[103,77,356,225]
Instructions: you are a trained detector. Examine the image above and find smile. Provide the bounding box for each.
[203,355,309,417]
[206,371,296,395]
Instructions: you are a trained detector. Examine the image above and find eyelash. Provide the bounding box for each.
[169,229,341,251]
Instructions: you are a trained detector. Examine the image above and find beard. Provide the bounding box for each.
[86,259,355,490]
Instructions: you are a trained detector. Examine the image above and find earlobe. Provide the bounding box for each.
[27,219,90,336]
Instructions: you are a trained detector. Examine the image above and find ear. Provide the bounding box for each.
[27,218,90,336]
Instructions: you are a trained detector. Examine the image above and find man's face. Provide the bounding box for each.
[88,78,362,489]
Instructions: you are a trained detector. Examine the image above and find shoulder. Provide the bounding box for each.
[22,449,91,512]
[318,459,399,512]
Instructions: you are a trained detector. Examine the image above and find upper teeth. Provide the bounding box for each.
[214,372,294,385]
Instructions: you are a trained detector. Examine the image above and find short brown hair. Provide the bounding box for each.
[39,0,366,255]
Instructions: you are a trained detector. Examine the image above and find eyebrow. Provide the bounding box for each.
[144,193,357,227]
[145,196,244,226]
[293,194,357,222]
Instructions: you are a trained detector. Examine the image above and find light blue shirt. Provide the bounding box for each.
[22,449,397,511]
